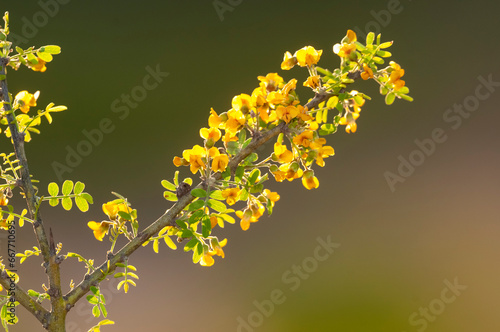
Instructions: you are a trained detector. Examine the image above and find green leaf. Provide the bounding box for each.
[376,50,392,58]
[209,190,224,200]
[385,92,396,105]
[192,243,203,264]
[238,128,246,145]
[41,45,61,54]
[127,272,139,280]
[184,238,198,252]
[100,303,107,317]
[49,198,59,207]
[114,273,125,278]
[226,141,239,155]
[164,236,177,250]
[191,188,207,198]
[235,166,245,183]
[188,200,205,211]
[174,171,179,186]
[36,50,53,62]
[219,213,235,224]
[244,152,258,164]
[92,305,100,317]
[366,32,375,45]
[319,123,336,136]
[163,191,178,202]
[61,197,72,210]
[153,239,159,253]
[74,181,85,194]
[81,193,94,204]
[202,217,211,237]
[118,211,131,220]
[207,199,226,213]
[87,295,98,305]
[379,41,393,49]
[400,94,413,102]
[248,169,260,185]
[372,56,384,64]
[161,179,176,191]
[75,196,89,212]
[62,180,74,196]
[183,178,193,186]
[48,182,59,196]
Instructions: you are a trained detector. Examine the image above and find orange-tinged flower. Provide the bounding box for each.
[263,189,280,209]
[88,221,114,241]
[31,58,47,72]
[274,141,294,164]
[339,112,360,133]
[222,187,241,205]
[296,46,323,67]
[212,153,229,173]
[276,105,299,124]
[209,108,222,128]
[224,109,246,133]
[200,127,222,144]
[315,145,335,167]
[281,78,297,97]
[388,61,405,90]
[346,29,357,43]
[236,203,264,231]
[302,170,319,190]
[200,252,215,267]
[232,94,252,114]
[258,73,284,92]
[293,130,314,147]
[333,43,356,58]
[15,90,40,114]
[281,51,297,70]
[182,145,207,174]
[102,201,130,220]
[0,191,8,206]
[280,163,303,181]
[271,169,287,182]
[303,75,320,89]
[361,63,374,80]
[222,131,238,143]
[267,91,286,106]
[0,219,9,230]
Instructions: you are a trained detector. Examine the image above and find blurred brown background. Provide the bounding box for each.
[1,0,499,331]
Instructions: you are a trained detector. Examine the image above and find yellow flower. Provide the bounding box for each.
[251,87,271,122]
[222,187,241,205]
[258,73,284,92]
[224,109,246,134]
[102,201,130,220]
[361,63,374,80]
[271,169,287,182]
[182,145,207,174]
[296,46,323,67]
[303,75,320,89]
[293,130,314,147]
[236,203,264,231]
[173,156,188,167]
[315,145,335,167]
[333,30,357,59]
[200,238,227,267]
[276,105,299,123]
[274,141,294,164]
[0,191,9,206]
[200,127,222,146]
[87,221,114,241]
[209,108,222,128]
[281,162,303,181]
[222,131,238,144]
[15,90,40,114]
[281,51,297,70]
[281,78,297,97]
[388,61,405,90]
[0,219,9,230]
[339,112,360,133]
[31,57,47,72]
[263,189,280,209]
[212,153,229,173]
[302,170,319,190]
[232,94,252,114]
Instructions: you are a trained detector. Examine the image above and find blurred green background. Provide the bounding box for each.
[2,0,500,331]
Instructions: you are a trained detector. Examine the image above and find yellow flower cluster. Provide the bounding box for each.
[88,200,135,241]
